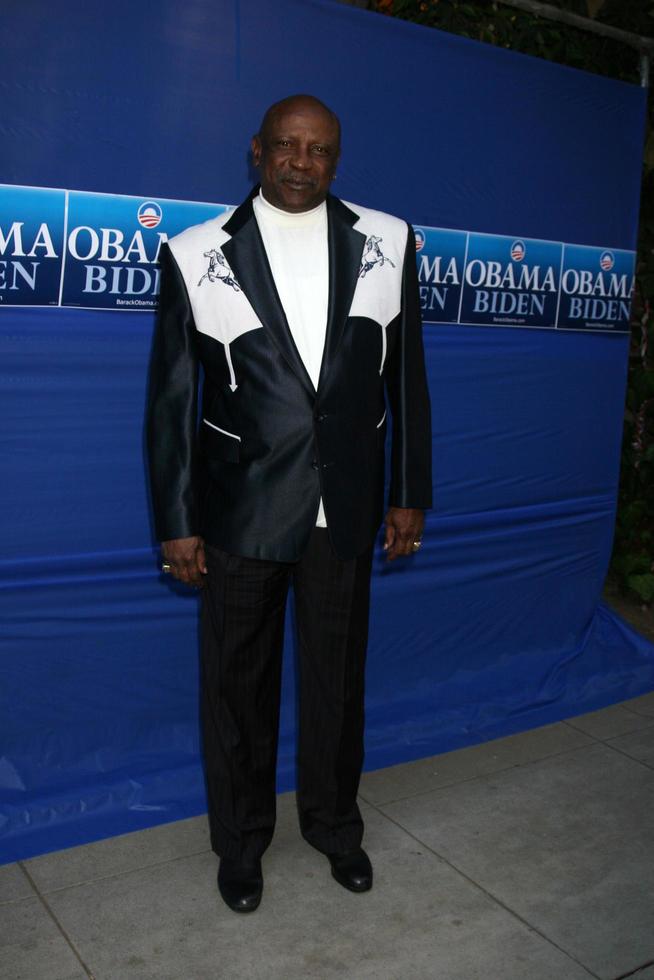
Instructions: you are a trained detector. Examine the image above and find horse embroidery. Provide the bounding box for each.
[359,235,396,279]
[198,249,240,290]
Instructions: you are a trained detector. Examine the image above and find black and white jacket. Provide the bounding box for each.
[147,187,432,561]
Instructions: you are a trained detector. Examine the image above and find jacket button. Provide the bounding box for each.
[311,460,319,470]
[315,413,327,423]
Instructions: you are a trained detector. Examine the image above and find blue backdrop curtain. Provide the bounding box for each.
[1,0,652,863]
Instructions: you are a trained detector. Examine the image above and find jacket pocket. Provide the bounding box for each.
[199,418,240,462]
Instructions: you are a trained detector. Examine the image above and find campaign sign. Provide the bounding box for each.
[62,192,230,311]
[414,226,467,324]
[0,184,66,306]
[459,233,562,329]
[557,244,634,333]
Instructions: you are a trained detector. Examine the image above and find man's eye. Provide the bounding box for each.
[314,146,328,154]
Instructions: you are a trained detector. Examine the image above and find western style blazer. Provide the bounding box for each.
[147,187,432,562]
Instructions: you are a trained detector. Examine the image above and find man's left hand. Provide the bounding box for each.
[383,507,425,562]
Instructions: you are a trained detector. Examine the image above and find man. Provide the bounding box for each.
[147,94,431,913]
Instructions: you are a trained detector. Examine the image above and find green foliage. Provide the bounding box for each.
[374,0,652,81]
[617,156,654,603]
[374,0,654,604]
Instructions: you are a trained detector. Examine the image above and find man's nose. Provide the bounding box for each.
[289,146,311,169]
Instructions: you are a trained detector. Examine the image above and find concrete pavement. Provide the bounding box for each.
[2,691,654,979]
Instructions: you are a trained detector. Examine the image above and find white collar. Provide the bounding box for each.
[255,189,327,227]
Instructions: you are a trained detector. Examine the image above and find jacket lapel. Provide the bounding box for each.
[222,191,315,396]
[222,190,366,398]
[317,195,366,392]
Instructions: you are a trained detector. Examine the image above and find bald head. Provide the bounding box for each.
[251,94,341,213]
[257,94,341,151]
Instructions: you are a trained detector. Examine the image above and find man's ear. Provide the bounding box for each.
[251,135,261,167]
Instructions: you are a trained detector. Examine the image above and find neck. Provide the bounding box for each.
[258,189,326,218]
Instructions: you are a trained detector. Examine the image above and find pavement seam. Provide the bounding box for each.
[24,845,214,896]
[620,700,654,721]
[0,892,39,908]
[562,717,654,769]
[602,739,654,772]
[367,802,602,980]
[611,957,654,979]
[563,713,654,740]
[18,860,96,980]
[359,738,600,807]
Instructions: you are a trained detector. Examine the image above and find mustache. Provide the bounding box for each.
[278,175,319,187]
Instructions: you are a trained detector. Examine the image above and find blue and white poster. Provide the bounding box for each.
[415,226,467,324]
[558,244,634,332]
[62,191,229,310]
[0,185,66,306]
[0,185,230,311]
[459,233,562,329]
[0,184,636,329]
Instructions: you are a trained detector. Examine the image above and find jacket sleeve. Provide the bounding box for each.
[385,223,433,510]
[147,242,200,541]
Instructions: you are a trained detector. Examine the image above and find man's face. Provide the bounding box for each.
[251,102,340,213]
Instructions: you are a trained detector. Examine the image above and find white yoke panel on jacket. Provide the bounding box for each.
[167,200,408,348]
[346,203,406,330]
[167,212,263,347]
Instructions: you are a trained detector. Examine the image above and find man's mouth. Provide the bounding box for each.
[282,178,316,190]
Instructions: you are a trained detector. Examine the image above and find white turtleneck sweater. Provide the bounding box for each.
[253,190,329,527]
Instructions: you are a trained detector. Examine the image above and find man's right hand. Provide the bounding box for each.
[161,536,207,587]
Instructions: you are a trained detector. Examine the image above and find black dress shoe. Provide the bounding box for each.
[217,857,263,913]
[328,848,373,892]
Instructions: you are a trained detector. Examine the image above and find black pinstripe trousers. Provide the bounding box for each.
[200,527,374,863]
